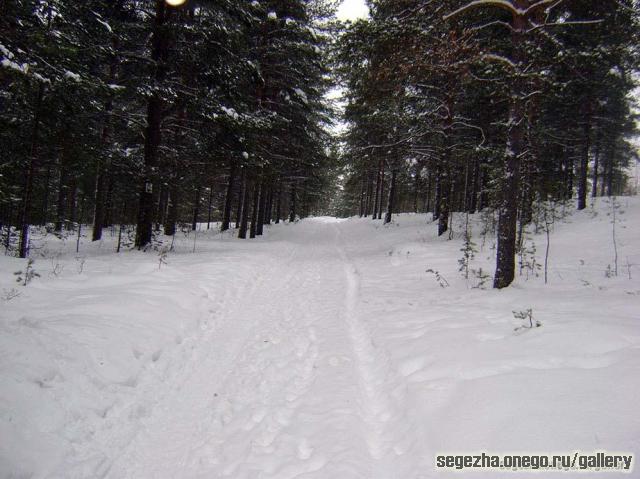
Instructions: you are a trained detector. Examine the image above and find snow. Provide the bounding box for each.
[293,88,309,105]
[1,58,28,74]
[1,198,639,478]
[221,105,240,120]
[0,43,14,59]
[64,70,81,82]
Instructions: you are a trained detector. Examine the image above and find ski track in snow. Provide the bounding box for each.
[3,199,639,479]
[90,221,423,479]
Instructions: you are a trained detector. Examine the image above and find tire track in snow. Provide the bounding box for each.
[335,224,424,478]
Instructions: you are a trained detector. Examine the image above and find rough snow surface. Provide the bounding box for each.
[1,198,639,478]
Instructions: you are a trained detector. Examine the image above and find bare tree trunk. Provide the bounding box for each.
[206,185,214,230]
[256,180,265,236]
[372,159,382,219]
[136,0,169,249]
[377,160,385,220]
[191,185,201,231]
[238,173,249,239]
[289,183,297,223]
[591,136,600,198]
[493,13,526,288]
[164,177,179,237]
[221,162,236,232]
[41,162,52,226]
[264,184,273,225]
[413,169,421,214]
[358,175,365,217]
[235,167,245,229]
[18,83,45,258]
[577,108,591,210]
[384,167,398,224]
[275,179,282,224]
[55,148,68,233]
[249,180,259,239]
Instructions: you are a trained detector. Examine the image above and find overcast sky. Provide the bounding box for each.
[336,0,369,21]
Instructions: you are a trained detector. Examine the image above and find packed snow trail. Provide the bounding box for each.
[87,220,425,479]
[2,200,639,479]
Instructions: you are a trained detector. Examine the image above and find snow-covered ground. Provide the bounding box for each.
[1,197,639,478]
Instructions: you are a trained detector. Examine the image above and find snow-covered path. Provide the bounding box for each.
[2,200,639,479]
[100,221,425,479]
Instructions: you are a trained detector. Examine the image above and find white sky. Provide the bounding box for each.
[337,0,369,21]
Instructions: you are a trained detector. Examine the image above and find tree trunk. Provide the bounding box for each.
[238,172,249,239]
[206,185,214,230]
[378,160,385,220]
[18,83,45,258]
[92,43,117,242]
[221,162,236,232]
[265,185,273,225]
[191,186,201,231]
[235,167,245,229]
[384,168,398,224]
[358,175,365,217]
[256,180,265,236]
[275,179,282,224]
[135,0,168,249]
[289,183,297,222]
[413,168,421,213]
[68,180,78,230]
[55,150,68,233]
[373,159,382,219]
[577,110,591,210]
[364,170,374,217]
[41,162,52,226]
[159,184,170,230]
[493,5,527,289]
[249,180,259,239]
[164,178,179,237]
[606,143,615,197]
[591,136,600,198]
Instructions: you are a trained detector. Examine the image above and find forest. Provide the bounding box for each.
[1,0,639,289]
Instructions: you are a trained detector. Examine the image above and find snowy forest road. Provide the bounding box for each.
[5,206,638,479]
[98,219,427,479]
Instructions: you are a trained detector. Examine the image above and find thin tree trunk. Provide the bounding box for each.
[256,180,265,236]
[413,168,421,213]
[221,162,236,232]
[238,172,249,239]
[606,145,615,197]
[591,136,600,198]
[157,184,168,230]
[577,110,591,210]
[191,186,201,231]
[378,161,385,220]
[373,159,382,219]
[275,179,282,224]
[206,185,214,230]
[68,179,79,230]
[364,170,374,217]
[18,83,45,258]
[164,178,179,237]
[249,180,259,239]
[289,183,297,223]
[265,185,273,225]
[55,151,68,233]
[384,168,398,224]
[235,167,245,229]
[358,175,365,217]
[41,161,52,226]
